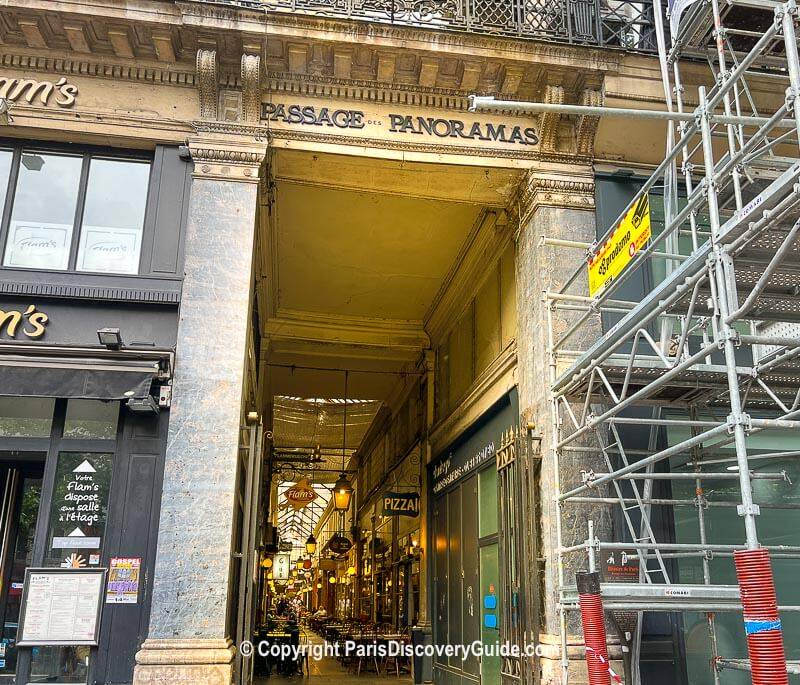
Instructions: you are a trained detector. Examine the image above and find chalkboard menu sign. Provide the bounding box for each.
[17,568,106,646]
[45,453,113,569]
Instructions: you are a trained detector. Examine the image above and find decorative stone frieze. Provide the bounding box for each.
[516,168,595,228]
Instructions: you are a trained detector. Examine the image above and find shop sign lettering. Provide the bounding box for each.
[0,305,49,339]
[262,102,538,146]
[327,533,353,555]
[0,76,78,108]
[282,478,319,510]
[432,442,496,494]
[382,491,420,517]
[49,455,112,564]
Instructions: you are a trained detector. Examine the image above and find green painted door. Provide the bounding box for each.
[480,543,501,684]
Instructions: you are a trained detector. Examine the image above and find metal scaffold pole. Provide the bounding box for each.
[474,0,800,682]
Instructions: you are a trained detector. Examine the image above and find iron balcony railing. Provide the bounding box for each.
[209,0,657,51]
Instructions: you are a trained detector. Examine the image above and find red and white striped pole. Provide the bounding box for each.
[577,571,622,685]
[734,548,788,685]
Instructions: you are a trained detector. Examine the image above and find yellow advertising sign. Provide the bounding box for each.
[587,194,651,296]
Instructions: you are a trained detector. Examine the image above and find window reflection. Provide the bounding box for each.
[0,397,55,438]
[76,159,149,274]
[3,153,82,270]
[63,400,119,440]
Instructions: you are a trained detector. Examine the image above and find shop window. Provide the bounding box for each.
[0,148,151,275]
[0,397,55,438]
[76,158,150,274]
[43,451,114,568]
[63,400,119,440]
[4,152,83,270]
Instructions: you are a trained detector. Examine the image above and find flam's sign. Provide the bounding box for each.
[0,76,78,108]
[282,478,318,510]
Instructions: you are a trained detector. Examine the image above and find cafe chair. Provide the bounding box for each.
[355,624,381,676]
[380,627,410,677]
[297,630,311,675]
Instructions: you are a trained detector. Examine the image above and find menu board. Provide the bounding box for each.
[17,569,106,646]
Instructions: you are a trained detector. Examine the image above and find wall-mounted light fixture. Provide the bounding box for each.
[97,327,123,350]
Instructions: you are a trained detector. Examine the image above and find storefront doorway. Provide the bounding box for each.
[0,395,167,684]
[0,455,45,682]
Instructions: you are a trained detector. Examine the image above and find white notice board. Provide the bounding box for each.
[17,568,106,646]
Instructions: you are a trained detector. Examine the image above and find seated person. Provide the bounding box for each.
[312,607,328,619]
[278,618,302,676]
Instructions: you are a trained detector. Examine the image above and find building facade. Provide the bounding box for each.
[0,0,766,684]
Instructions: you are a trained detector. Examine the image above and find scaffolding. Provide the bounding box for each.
[475,0,800,681]
[551,0,800,680]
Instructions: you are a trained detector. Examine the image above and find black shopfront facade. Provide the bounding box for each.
[429,389,530,685]
[0,139,191,684]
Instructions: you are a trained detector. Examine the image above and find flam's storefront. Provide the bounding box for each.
[0,143,186,683]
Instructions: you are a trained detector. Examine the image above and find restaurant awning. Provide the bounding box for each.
[0,355,160,400]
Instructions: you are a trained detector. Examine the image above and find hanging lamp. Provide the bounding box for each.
[333,371,353,511]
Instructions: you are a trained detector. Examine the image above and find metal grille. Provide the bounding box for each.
[201,0,657,50]
[497,426,541,685]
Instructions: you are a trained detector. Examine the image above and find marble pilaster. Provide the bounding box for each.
[133,137,265,685]
[514,166,617,684]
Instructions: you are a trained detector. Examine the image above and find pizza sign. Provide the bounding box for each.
[283,478,318,510]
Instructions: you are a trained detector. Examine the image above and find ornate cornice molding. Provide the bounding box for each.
[517,169,595,224]
[187,136,267,183]
[268,127,540,161]
[0,52,196,87]
[192,121,269,139]
[265,73,476,112]
[266,308,429,354]
[262,12,623,74]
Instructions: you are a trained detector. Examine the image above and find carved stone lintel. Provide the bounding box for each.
[517,168,595,226]
[197,49,218,120]
[188,136,266,183]
[576,86,603,157]
[539,82,565,154]
[241,53,262,124]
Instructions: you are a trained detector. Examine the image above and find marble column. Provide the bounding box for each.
[133,137,266,685]
[514,166,618,684]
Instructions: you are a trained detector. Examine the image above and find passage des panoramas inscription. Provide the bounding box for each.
[262,102,539,146]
